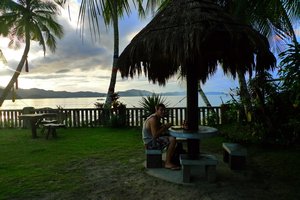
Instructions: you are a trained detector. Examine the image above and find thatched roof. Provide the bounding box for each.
[118,0,276,85]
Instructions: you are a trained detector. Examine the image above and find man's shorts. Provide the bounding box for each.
[146,136,170,150]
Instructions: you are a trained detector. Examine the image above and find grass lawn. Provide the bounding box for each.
[0,127,144,199]
[0,126,299,200]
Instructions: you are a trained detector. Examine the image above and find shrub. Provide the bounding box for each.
[139,93,169,118]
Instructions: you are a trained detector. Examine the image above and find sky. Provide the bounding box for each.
[0,0,298,96]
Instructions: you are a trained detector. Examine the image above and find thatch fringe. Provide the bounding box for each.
[118,0,276,85]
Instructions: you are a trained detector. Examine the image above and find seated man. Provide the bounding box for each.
[142,103,180,170]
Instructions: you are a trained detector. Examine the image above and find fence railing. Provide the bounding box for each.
[0,107,222,128]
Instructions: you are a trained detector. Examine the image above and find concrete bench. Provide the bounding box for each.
[145,149,162,168]
[222,143,247,170]
[180,154,218,183]
[42,123,66,139]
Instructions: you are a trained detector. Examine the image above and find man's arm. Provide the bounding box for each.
[149,118,172,138]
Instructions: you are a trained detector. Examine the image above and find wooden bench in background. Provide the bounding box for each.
[43,123,66,139]
[222,142,247,170]
[38,111,69,139]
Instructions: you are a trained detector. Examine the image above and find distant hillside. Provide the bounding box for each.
[0,87,224,99]
[118,89,185,96]
[118,89,152,96]
[0,87,182,99]
[0,87,105,99]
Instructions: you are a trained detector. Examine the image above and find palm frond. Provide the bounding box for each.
[78,0,105,41]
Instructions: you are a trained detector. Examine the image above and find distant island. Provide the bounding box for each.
[0,87,226,99]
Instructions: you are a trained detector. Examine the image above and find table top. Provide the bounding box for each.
[19,113,57,119]
[169,126,218,139]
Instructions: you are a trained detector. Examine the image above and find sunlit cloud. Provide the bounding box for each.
[0,0,241,94]
[126,31,139,42]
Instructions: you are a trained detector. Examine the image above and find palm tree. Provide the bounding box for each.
[78,0,144,108]
[0,0,64,107]
[225,0,300,121]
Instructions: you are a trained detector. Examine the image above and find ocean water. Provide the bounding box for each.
[1,94,232,110]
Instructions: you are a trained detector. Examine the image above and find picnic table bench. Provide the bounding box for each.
[42,123,66,139]
[39,111,69,139]
[145,149,163,168]
[180,154,218,183]
[222,142,247,170]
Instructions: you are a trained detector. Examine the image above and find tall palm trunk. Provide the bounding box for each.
[237,69,252,122]
[104,0,119,108]
[0,30,30,107]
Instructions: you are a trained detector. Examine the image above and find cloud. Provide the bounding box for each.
[295,27,300,39]
[0,1,158,93]
[0,0,240,94]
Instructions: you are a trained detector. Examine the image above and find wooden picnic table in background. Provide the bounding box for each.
[19,113,57,138]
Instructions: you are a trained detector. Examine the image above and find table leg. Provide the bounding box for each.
[30,120,38,139]
[187,139,200,159]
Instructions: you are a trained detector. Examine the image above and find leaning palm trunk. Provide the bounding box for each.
[198,81,211,107]
[0,31,30,107]
[104,0,119,108]
[0,49,7,64]
[198,81,217,124]
[237,69,252,122]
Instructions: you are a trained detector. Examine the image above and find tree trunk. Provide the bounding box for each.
[237,69,252,122]
[198,81,211,107]
[0,49,7,64]
[186,64,199,159]
[0,32,30,107]
[104,0,119,108]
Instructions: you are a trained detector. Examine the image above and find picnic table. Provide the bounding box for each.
[19,113,57,138]
[169,125,218,157]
